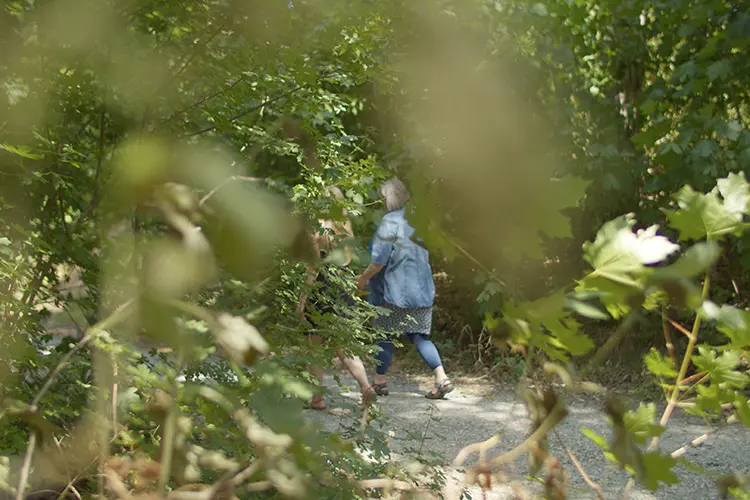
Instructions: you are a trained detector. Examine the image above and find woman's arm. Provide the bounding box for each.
[356,263,384,291]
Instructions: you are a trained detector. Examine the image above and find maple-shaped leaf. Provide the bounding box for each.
[623,403,665,446]
[702,303,750,348]
[584,214,679,272]
[579,214,678,307]
[664,173,750,241]
[639,452,681,491]
[502,290,595,361]
[717,171,750,217]
[644,349,677,379]
[692,346,748,387]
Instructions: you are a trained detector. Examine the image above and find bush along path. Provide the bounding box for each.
[307,372,750,500]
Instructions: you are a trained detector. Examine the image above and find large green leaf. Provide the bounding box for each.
[640,452,681,491]
[579,214,678,312]
[664,173,750,241]
[702,303,750,348]
[502,290,594,361]
[583,214,678,279]
[692,346,748,387]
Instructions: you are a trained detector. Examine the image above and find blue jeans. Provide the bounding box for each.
[375,333,443,375]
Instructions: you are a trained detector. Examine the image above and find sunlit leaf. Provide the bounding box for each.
[664,173,750,241]
[623,403,665,445]
[692,346,747,387]
[214,313,269,366]
[644,349,677,379]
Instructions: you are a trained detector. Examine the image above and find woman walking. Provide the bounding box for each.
[357,177,454,399]
[298,187,376,410]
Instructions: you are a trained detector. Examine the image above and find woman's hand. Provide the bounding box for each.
[356,274,368,292]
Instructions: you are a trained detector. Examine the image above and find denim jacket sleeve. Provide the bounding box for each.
[368,208,435,309]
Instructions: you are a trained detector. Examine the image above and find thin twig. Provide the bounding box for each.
[161,23,226,93]
[581,311,640,379]
[624,274,712,497]
[653,274,711,445]
[661,304,677,367]
[554,430,605,500]
[671,431,712,459]
[455,401,567,470]
[185,78,325,137]
[666,318,693,338]
[198,176,266,207]
[16,433,37,500]
[31,299,134,407]
[162,75,246,123]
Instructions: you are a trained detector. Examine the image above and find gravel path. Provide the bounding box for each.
[305,372,750,499]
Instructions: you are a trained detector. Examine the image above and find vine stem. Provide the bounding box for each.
[622,273,711,498]
[652,273,710,446]
[158,350,186,496]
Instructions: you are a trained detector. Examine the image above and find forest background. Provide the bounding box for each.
[2,0,750,498]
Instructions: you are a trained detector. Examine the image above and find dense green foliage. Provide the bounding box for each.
[2,0,750,498]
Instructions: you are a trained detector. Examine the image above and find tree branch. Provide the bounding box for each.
[198,176,266,207]
[162,75,247,124]
[185,78,325,137]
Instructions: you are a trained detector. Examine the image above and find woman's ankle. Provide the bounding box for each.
[373,375,387,385]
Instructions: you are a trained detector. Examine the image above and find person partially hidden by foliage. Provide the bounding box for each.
[297,186,377,410]
[357,178,454,399]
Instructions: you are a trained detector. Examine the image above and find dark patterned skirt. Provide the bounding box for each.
[372,303,432,336]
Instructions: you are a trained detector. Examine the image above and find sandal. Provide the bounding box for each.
[372,383,389,396]
[425,379,454,400]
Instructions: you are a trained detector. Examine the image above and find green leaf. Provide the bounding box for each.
[704,304,750,348]
[581,427,608,449]
[707,59,731,81]
[692,346,748,387]
[583,214,678,274]
[579,214,678,308]
[623,403,665,445]
[734,394,750,428]
[663,174,749,241]
[640,452,680,491]
[693,139,716,158]
[717,172,750,217]
[565,297,610,320]
[644,349,677,379]
[0,143,44,160]
[660,241,721,278]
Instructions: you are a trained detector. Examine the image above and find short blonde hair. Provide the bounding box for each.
[380,177,409,212]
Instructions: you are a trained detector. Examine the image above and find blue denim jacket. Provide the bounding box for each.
[367,207,435,308]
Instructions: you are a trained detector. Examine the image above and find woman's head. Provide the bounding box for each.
[380,177,410,212]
